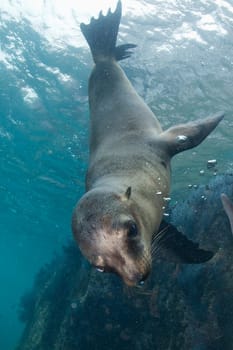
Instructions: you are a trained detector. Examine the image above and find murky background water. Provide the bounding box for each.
[0,0,232,349]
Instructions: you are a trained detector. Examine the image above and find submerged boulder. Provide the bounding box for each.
[17,174,233,350]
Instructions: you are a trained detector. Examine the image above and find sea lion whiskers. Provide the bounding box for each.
[141,251,151,270]
[151,225,170,259]
[137,250,151,282]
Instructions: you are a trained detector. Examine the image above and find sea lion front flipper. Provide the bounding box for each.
[158,112,224,157]
[154,220,214,263]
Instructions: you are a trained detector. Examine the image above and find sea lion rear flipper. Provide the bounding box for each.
[154,220,214,263]
[158,112,224,157]
[80,0,136,63]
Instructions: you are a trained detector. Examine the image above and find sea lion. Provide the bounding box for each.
[221,193,233,235]
[72,0,224,286]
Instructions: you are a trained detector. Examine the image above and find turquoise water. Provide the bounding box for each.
[0,1,232,349]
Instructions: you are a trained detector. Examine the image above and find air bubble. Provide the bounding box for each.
[96,267,104,273]
[71,302,78,309]
[176,135,188,143]
[207,159,217,169]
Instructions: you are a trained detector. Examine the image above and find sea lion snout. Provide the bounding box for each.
[97,255,151,287]
[121,269,150,287]
[93,253,151,287]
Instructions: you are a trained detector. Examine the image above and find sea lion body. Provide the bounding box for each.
[85,63,170,285]
[87,59,170,241]
[72,1,224,286]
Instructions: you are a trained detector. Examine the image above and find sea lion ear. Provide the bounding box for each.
[125,186,131,200]
[117,186,132,202]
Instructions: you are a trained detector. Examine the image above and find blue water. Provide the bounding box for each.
[0,0,233,349]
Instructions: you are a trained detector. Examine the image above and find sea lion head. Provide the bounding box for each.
[72,187,152,286]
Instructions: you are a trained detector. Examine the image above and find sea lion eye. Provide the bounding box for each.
[127,221,138,238]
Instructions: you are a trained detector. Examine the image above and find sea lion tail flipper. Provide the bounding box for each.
[80,0,136,63]
[153,220,214,264]
[221,193,233,234]
[158,111,224,157]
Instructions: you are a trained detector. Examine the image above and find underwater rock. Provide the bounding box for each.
[17,174,233,350]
